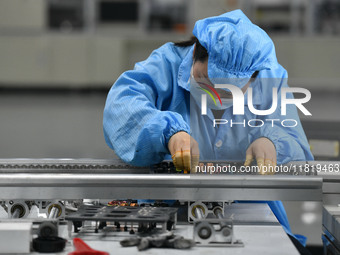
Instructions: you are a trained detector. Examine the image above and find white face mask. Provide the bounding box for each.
[190,66,233,110]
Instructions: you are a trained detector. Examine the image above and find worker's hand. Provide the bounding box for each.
[168,131,199,173]
[244,137,276,175]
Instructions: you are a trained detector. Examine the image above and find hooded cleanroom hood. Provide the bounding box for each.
[192,9,278,87]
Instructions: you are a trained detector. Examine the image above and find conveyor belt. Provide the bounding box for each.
[0,159,149,174]
[0,158,322,175]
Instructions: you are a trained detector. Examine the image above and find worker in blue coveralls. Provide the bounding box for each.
[103,10,313,251]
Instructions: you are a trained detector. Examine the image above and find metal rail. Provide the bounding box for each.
[0,173,322,201]
[0,159,338,201]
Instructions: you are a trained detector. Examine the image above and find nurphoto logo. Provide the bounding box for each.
[199,84,312,128]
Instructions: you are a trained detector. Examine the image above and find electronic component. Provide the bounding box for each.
[66,205,178,233]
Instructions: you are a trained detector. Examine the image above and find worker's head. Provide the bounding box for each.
[176,10,277,109]
[191,40,259,99]
[191,9,277,91]
[176,37,258,100]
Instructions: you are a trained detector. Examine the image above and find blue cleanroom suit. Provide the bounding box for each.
[103,10,313,246]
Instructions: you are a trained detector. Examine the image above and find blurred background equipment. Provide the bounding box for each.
[0,0,340,88]
[48,0,85,32]
[0,0,340,254]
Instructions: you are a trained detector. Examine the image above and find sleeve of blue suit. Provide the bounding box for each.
[103,44,190,166]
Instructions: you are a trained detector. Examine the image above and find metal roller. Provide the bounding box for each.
[189,202,208,221]
[48,204,62,219]
[7,200,30,219]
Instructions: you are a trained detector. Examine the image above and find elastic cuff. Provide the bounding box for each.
[164,126,190,153]
[165,128,190,145]
[249,126,278,150]
[261,136,277,151]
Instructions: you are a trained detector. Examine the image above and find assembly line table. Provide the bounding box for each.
[29,204,300,255]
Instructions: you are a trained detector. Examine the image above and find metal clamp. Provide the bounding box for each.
[194,218,243,247]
